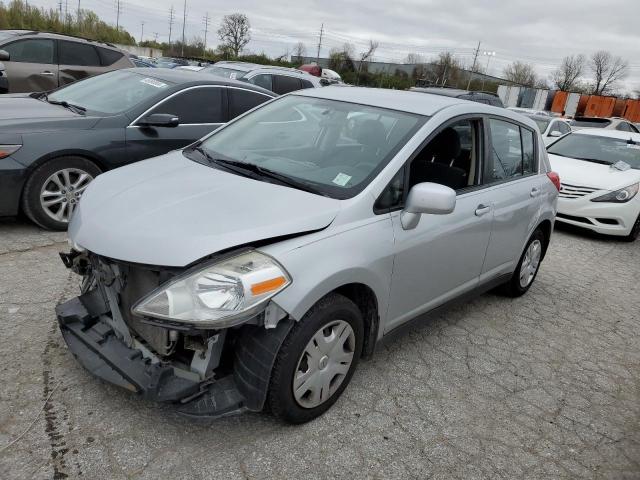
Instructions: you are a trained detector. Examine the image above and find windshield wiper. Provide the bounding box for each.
[193,148,324,195]
[46,96,86,115]
[548,152,612,165]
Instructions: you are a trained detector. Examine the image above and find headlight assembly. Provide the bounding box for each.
[0,145,22,159]
[132,250,291,328]
[591,183,639,203]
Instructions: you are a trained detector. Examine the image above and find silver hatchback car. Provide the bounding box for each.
[56,87,559,423]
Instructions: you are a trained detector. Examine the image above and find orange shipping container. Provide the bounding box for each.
[622,99,640,123]
[584,96,616,118]
[551,91,569,115]
[576,95,589,117]
[612,98,627,117]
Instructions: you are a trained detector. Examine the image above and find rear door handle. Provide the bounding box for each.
[39,71,54,76]
[530,187,540,197]
[475,204,491,217]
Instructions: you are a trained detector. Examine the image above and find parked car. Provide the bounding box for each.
[547,129,640,240]
[203,61,322,94]
[523,114,572,145]
[298,63,342,84]
[507,107,557,117]
[56,87,558,423]
[411,87,504,108]
[175,65,205,72]
[130,56,156,68]
[155,57,189,69]
[0,30,134,93]
[0,68,276,230]
[570,116,639,133]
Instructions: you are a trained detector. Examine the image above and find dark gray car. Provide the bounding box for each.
[0,68,276,230]
[0,30,134,93]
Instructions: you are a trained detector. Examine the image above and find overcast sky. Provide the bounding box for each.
[29,0,640,92]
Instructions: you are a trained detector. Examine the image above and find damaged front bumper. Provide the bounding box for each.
[56,252,293,418]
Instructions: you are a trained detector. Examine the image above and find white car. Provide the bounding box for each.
[526,114,573,146]
[547,129,640,241]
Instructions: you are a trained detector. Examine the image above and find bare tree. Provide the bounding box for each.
[356,40,378,85]
[404,52,423,64]
[551,54,585,91]
[503,61,537,86]
[590,50,628,95]
[292,41,306,60]
[217,13,251,58]
[328,43,356,72]
[433,51,463,86]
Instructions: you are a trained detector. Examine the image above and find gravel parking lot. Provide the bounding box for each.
[0,218,638,480]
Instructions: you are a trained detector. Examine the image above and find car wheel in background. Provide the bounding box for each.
[22,156,101,231]
[500,228,546,297]
[267,293,364,424]
[623,214,640,242]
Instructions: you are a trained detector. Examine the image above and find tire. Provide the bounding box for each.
[22,156,101,231]
[622,214,640,242]
[500,228,546,297]
[267,293,364,424]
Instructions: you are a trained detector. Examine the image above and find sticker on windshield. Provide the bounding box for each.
[332,172,352,187]
[612,160,631,171]
[229,72,237,80]
[140,78,168,88]
[627,143,640,150]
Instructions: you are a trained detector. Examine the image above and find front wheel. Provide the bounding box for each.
[500,228,545,297]
[267,293,364,424]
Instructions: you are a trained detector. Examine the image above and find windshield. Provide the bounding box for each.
[547,133,640,169]
[48,70,174,115]
[191,95,425,199]
[204,66,247,80]
[528,116,550,132]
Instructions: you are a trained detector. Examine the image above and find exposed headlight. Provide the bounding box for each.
[0,145,22,159]
[591,183,639,203]
[132,250,291,328]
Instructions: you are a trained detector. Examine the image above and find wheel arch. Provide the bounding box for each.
[536,218,553,260]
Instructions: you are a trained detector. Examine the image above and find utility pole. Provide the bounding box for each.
[140,21,145,43]
[202,12,210,55]
[153,32,159,43]
[115,0,122,30]
[480,51,496,91]
[77,0,81,23]
[181,0,187,57]
[316,23,323,63]
[168,5,175,49]
[58,0,63,19]
[466,41,481,90]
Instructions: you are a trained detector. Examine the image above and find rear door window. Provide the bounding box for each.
[59,41,101,66]
[3,39,55,64]
[300,79,315,89]
[273,75,302,94]
[485,119,537,183]
[248,74,273,91]
[228,88,272,119]
[149,87,224,124]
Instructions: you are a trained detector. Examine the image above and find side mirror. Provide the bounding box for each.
[319,78,331,86]
[137,113,179,128]
[401,182,456,230]
[0,50,9,61]
[549,130,562,138]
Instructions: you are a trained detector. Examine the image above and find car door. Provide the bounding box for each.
[126,85,227,162]
[384,117,494,332]
[2,38,58,92]
[479,118,545,281]
[58,40,106,87]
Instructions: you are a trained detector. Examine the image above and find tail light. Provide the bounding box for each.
[547,172,560,191]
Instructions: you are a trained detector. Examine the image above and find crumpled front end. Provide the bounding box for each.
[56,250,293,417]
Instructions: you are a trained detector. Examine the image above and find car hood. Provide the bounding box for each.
[0,96,100,132]
[548,153,640,190]
[69,152,341,267]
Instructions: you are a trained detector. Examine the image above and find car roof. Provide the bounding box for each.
[0,29,120,49]
[125,68,276,96]
[293,86,471,115]
[213,61,316,78]
[571,128,640,141]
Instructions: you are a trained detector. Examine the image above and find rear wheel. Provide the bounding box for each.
[22,157,100,230]
[267,293,363,424]
[501,228,545,297]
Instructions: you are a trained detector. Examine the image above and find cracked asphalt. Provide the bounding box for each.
[0,217,639,480]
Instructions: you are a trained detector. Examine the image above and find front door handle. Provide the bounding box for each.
[475,204,491,217]
[530,187,540,197]
[39,71,54,76]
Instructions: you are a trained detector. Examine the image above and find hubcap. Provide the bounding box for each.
[293,320,355,409]
[519,239,542,288]
[39,168,94,223]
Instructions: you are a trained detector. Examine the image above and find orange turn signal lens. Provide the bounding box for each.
[250,276,287,296]
[0,145,21,159]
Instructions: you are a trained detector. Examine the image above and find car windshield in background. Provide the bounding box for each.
[570,118,611,128]
[529,116,550,132]
[204,66,247,80]
[47,70,174,114]
[547,134,640,169]
[191,95,425,199]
